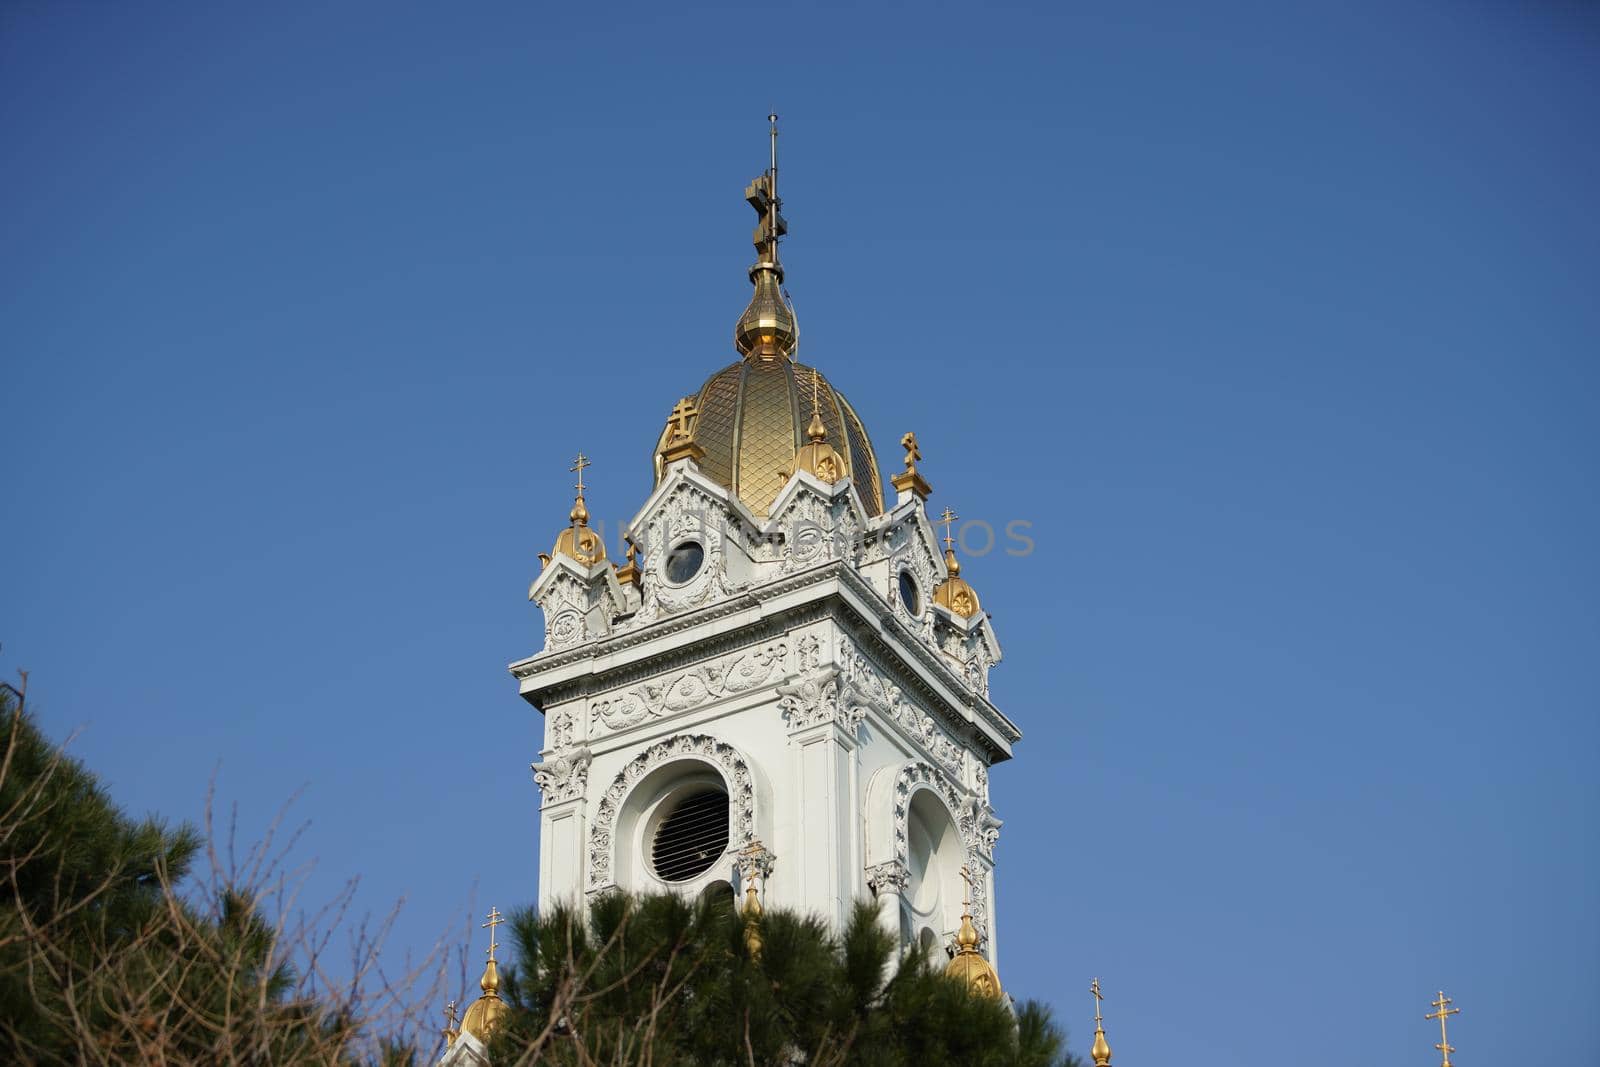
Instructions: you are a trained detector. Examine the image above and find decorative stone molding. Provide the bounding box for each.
[840,641,964,776]
[769,487,863,574]
[588,642,789,737]
[587,734,756,891]
[865,860,911,896]
[776,668,865,733]
[977,807,1002,859]
[890,761,996,947]
[796,632,822,673]
[532,747,591,806]
[550,708,576,750]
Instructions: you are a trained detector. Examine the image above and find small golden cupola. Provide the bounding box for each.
[458,907,510,1043]
[943,867,1002,998]
[1090,977,1113,1067]
[541,452,607,569]
[932,507,983,619]
[791,372,846,485]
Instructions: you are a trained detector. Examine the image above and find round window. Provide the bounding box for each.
[664,540,705,584]
[650,788,729,882]
[898,570,921,615]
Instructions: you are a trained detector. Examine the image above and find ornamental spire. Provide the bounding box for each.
[943,866,1002,997]
[1426,991,1460,1067]
[734,113,797,360]
[1090,978,1113,1066]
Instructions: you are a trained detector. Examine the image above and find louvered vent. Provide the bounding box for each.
[650,789,729,883]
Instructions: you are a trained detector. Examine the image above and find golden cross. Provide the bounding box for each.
[1426,991,1459,1067]
[569,453,590,496]
[939,507,959,552]
[443,1000,459,1028]
[958,864,973,909]
[668,397,698,440]
[900,431,921,471]
[482,906,505,962]
[1091,977,1105,1026]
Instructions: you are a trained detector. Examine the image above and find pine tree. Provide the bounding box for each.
[485,889,1081,1067]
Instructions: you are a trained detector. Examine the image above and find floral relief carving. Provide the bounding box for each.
[797,633,821,673]
[550,709,575,750]
[588,734,756,891]
[532,747,591,806]
[776,669,865,733]
[589,642,789,737]
[865,860,911,896]
[839,641,964,776]
[549,609,583,649]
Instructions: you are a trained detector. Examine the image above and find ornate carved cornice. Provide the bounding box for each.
[511,560,1019,762]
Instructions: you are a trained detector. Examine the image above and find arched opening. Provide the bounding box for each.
[903,789,964,949]
[699,879,736,914]
[612,760,735,894]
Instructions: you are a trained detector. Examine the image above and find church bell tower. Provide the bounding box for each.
[509,118,1019,993]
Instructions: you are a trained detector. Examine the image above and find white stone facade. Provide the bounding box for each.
[512,456,1019,968]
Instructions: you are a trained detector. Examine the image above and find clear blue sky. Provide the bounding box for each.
[3,3,1595,1063]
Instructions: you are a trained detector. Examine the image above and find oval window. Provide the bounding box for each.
[664,541,705,584]
[651,788,729,882]
[898,570,921,615]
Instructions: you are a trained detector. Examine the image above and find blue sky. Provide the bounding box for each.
[3,2,1596,1062]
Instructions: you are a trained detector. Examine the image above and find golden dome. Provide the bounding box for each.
[653,358,885,517]
[652,117,884,517]
[932,509,982,618]
[458,957,509,1042]
[933,550,982,619]
[943,909,1002,999]
[460,908,511,1043]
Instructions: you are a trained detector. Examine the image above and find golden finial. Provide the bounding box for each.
[568,452,592,525]
[1090,978,1113,1066]
[943,866,1001,997]
[616,535,642,587]
[1427,991,1460,1067]
[900,431,921,471]
[933,505,981,618]
[660,397,707,465]
[740,842,768,960]
[735,115,796,360]
[790,366,845,485]
[806,365,826,444]
[457,907,510,1041]
[544,454,607,568]
[891,431,932,500]
[442,1000,460,1047]
[482,906,505,962]
[668,397,698,441]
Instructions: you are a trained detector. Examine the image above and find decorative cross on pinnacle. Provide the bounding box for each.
[900,431,921,472]
[1426,991,1460,1067]
[669,397,698,441]
[1091,977,1105,1025]
[569,453,590,496]
[939,507,959,552]
[482,906,505,962]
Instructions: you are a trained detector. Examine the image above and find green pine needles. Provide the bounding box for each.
[483,889,1080,1067]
